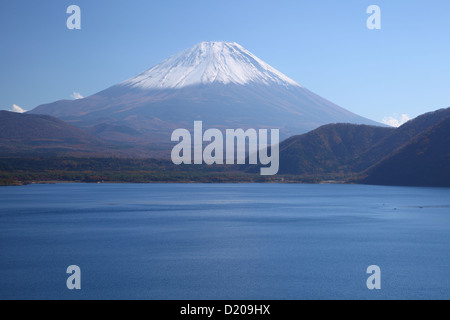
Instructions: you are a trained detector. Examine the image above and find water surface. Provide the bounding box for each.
[0,183,449,300]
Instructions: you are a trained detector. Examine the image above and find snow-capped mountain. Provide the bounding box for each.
[30,41,380,154]
[121,42,300,89]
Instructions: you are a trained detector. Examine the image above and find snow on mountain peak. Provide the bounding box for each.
[121,42,301,89]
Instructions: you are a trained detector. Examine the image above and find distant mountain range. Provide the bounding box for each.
[29,42,379,152]
[0,111,103,156]
[1,41,448,187]
[360,112,450,187]
[0,111,152,157]
[1,107,448,187]
[277,124,394,175]
[273,107,450,186]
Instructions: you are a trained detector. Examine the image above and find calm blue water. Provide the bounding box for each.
[0,183,449,300]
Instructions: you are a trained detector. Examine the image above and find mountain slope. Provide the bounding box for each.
[269,107,450,186]
[359,116,450,187]
[0,111,126,157]
[276,124,394,175]
[351,108,450,171]
[30,42,380,151]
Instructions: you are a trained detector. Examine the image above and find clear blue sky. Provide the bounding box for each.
[1,0,450,124]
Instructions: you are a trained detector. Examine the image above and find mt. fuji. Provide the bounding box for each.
[30,42,380,153]
[121,42,300,89]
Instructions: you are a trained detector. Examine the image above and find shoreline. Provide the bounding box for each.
[1,179,348,187]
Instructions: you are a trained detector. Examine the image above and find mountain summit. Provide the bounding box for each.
[121,42,300,89]
[30,41,380,154]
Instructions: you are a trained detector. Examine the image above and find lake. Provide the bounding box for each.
[0,183,449,300]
